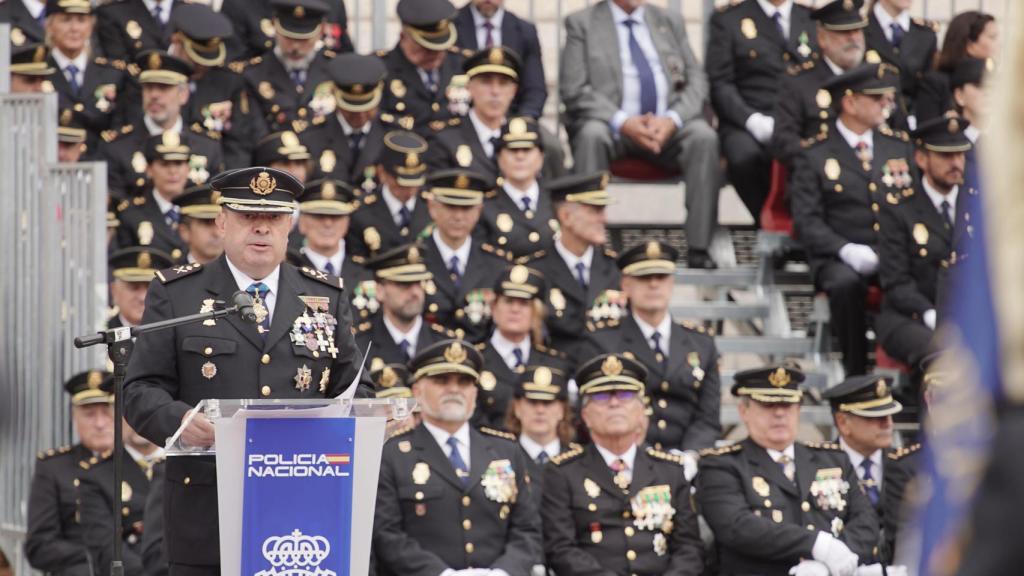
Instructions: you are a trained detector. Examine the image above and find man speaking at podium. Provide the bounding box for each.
[123,166,365,575]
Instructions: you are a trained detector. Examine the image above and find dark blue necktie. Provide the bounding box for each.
[350,131,364,164]
[164,207,180,228]
[65,64,80,96]
[536,451,549,465]
[447,436,470,487]
[512,348,525,368]
[651,332,667,371]
[575,261,587,290]
[890,23,904,48]
[772,11,785,39]
[940,200,953,229]
[291,69,306,87]
[398,205,412,229]
[426,69,439,94]
[323,261,336,276]
[449,255,462,288]
[36,7,46,26]
[623,19,657,115]
[152,4,165,33]
[861,460,879,506]
[398,339,411,360]
[246,282,271,341]
[520,196,532,213]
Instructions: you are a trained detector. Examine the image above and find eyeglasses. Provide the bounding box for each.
[587,390,638,404]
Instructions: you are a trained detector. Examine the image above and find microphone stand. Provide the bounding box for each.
[74,296,253,576]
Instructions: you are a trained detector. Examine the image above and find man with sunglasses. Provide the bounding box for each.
[542,353,703,576]
[697,366,880,575]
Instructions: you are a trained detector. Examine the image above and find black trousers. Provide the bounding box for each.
[721,125,771,224]
[817,261,870,376]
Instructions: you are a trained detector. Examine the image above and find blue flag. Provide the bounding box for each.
[242,418,356,576]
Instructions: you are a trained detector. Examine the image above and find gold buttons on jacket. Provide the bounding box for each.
[261,354,271,364]
[463,519,472,530]
[261,385,271,397]
[465,542,474,554]
[624,527,635,537]
[626,550,637,561]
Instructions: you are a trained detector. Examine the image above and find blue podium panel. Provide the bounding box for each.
[241,418,356,576]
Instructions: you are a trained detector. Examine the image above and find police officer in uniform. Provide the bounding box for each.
[877,114,973,376]
[543,353,704,576]
[506,365,574,492]
[354,243,453,368]
[526,172,621,365]
[474,264,568,429]
[863,0,937,116]
[123,167,366,574]
[347,130,433,257]
[112,132,198,261]
[0,0,47,49]
[8,43,55,93]
[300,52,389,187]
[100,50,223,198]
[45,0,131,153]
[771,0,869,167]
[25,371,115,575]
[790,63,914,377]
[697,366,880,575]
[290,178,370,293]
[108,246,176,330]
[706,0,818,220]
[479,116,556,259]
[586,241,721,467]
[252,130,312,185]
[378,0,468,137]
[241,0,339,135]
[95,0,179,61]
[821,374,905,562]
[373,339,542,576]
[57,107,92,163]
[173,184,225,265]
[169,2,259,170]
[420,168,511,343]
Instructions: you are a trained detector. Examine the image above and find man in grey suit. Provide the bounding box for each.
[560,0,720,268]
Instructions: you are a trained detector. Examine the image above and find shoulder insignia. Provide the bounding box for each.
[646,446,686,465]
[699,443,742,457]
[116,199,130,212]
[323,49,337,59]
[356,321,372,332]
[94,56,108,65]
[551,444,585,465]
[312,115,326,126]
[101,129,118,142]
[38,445,73,460]
[299,265,345,290]
[534,344,566,358]
[448,117,461,126]
[479,426,516,441]
[803,441,842,451]
[133,195,146,206]
[121,124,134,134]
[603,248,618,258]
[351,255,365,264]
[389,424,415,438]
[190,123,204,133]
[154,262,202,284]
[429,120,446,132]
[363,194,378,205]
[227,60,247,74]
[375,49,388,57]
[678,320,708,335]
[887,443,922,461]
[249,56,264,66]
[126,63,140,76]
[912,17,940,32]
[520,249,546,263]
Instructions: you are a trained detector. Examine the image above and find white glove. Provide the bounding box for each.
[789,560,831,576]
[812,532,859,576]
[838,243,880,276]
[853,565,908,576]
[923,309,937,330]
[669,449,699,482]
[745,112,776,144]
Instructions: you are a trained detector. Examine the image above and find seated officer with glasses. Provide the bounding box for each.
[543,353,703,576]
[697,366,881,576]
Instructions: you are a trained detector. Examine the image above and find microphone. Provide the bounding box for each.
[232,291,257,323]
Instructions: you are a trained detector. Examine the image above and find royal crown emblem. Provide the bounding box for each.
[768,368,791,388]
[250,171,277,196]
[876,379,887,398]
[444,342,467,364]
[509,265,530,285]
[255,529,335,576]
[601,355,623,377]
[148,52,161,70]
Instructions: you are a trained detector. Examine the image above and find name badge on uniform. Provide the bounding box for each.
[481,459,518,504]
[412,462,430,485]
[809,467,850,512]
[752,476,770,498]
[631,484,675,532]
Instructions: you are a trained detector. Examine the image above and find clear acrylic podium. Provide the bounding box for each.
[165,398,415,576]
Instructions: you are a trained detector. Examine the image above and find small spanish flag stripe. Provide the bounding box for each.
[324,454,351,464]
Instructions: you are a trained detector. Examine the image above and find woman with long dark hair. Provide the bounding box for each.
[916,10,999,122]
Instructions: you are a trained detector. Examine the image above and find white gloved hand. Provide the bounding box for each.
[812,532,859,576]
[838,243,880,276]
[670,449,700,482]
[745,112,776,144]
[923,309,937,330]
[853,565,908,576]
[789,560,831,576]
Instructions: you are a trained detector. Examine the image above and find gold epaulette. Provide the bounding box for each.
[356,321,372,332]
[249,56,264,66]
[154,262,202,284]
[699,443,742,457]
[299,266,344,290]
[603,248,618,258]
[803,441,842,451]
[516,249,546,264]
[101,129,119,142]
[479,426,516,441]
[351,255,365,264]
[586,319,619,332]
[429,120,446,132]
[551,444,585,466]
[912,17,940,32]
[375,49,388,58]
[323,49,337,59]
[787,63,804,76]
[431,323,456,337]
[646,446,686,465]
[116,199,130,212]
[887,443,922,461]
[389,424,415,438]
[37,445,73,460]
[481,243,511,261]
[448,117,461,126]
[535,344,566,359]
[678,320,709,335]
[227,60,247,74]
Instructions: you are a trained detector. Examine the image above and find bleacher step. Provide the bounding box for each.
[674,267,758,287]
[715,336,816,355]
[670,301,770,321]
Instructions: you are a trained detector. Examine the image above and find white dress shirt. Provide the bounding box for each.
[470,4,505,48]
[839,437,883,487]
[381,185,417,228]
[433,230,472,276]
[965,124,980,144]
[595,442,637,483]
[608,2,681,134]
[922,177,959,222]
[502,181,540,213]
[468,108,502,158]
[633,313,672,360]
[301,241,346,275]
[142,0,173,24]
[225,257,281,322]
[22,0,45,19]
[274,42,318,74]
[835,117,874,156]
[384,313,422,352]
[423,420,471,469]
[151,187,177,215]
[490,330,531,370]
[756,0,793,39]
[144,115,183,136]
[52,48,88,87]
[337,112,371,141]
[554,238,594,286]
[823,55,845,76]
[765,444,796,466]
[873,2,911,43]
[520,435,561,463]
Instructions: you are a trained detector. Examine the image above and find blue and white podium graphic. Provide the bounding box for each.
[210,399,396,576]
[242,418,355,576]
